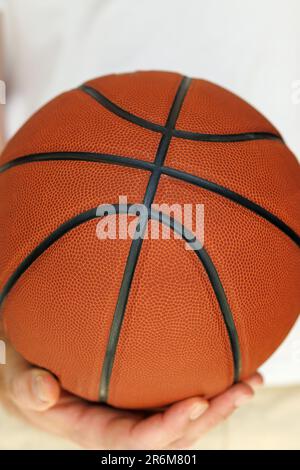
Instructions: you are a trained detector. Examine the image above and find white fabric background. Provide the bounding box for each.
[0,0,299,385]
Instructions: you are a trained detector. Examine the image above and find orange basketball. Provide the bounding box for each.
[0,71,299,409]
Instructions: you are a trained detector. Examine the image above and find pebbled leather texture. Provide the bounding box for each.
[0,89,161,164]
[165,138,300,235]
[0,71,299,408]
[175,78,280,135]
[3,219,133,402]
[85,71,183,126]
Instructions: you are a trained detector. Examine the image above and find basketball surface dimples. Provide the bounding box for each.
[0,71,299,409]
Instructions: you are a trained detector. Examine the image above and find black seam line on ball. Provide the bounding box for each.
[173,130,283,143]
[0,209,98,309]
[143,76,192,208]
[1,152,298,247]
[99,77,192,403]
[79,85,166,134]
[79,84,282,143]
[162,167,300,248]
[0,152,155,174]
[194,247,241,382]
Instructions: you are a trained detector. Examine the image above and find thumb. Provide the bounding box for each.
[9,368,60,412]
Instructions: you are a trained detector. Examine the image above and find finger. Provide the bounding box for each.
[243,372,264,391]
[128,397,209,449]
[9,368,60,412]
[197,381,254,426]
[169,381,254,449]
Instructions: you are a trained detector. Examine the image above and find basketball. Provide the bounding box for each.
[0,71,299,409]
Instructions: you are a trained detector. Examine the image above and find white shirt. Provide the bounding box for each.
[0,0,299,386]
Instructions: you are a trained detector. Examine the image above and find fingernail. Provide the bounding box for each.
[234,394,252,407]
[32,374,52,403]
[189,402,208,421]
